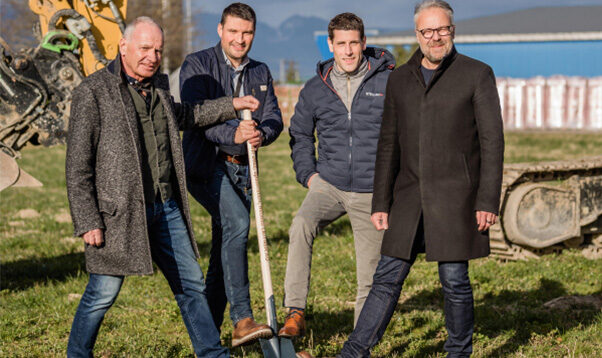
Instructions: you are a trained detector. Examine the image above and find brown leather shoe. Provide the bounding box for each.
[278,308,305,337]
[231,317,273,347]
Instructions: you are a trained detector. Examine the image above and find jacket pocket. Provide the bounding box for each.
[461,154,472,187]
[98,199,117,216]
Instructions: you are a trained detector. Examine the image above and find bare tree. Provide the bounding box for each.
[285,60,300,84]
[127,0,187,73]
[392,44,419,67]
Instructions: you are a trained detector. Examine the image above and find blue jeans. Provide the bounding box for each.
[340,254,474,357]
[188,159,253,328]
[67,199,229,358]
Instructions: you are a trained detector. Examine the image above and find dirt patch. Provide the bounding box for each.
[8,221,24,227]
[543,295,602,310]
[61,236,80,244]
[16,209,40,219]
[68,293,82,302]
[55,211,72,223]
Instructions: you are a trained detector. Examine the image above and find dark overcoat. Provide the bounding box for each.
[66,57,236,275]
[372,47,504,262]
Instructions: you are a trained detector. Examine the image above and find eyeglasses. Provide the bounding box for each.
[416,25,455,39]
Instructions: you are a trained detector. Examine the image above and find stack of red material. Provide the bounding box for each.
[496,76,602,130]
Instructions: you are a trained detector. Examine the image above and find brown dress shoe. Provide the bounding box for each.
[278,308,305,337]
[231,317,273,347]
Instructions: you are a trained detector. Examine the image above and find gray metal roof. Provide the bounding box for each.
[369,6,602,44]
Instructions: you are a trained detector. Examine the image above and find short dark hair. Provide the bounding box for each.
[328,13,365,40]
[221,2,256,28]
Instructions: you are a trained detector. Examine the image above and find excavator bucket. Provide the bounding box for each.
[0,151,42,192]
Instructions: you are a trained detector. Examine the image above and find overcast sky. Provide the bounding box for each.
[198,0,602,29]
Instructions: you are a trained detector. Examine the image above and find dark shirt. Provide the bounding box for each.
[420,65,436,86]
[126,82,174,204]
[124,72,154,109]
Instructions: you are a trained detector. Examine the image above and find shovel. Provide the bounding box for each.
[243,110,298,358]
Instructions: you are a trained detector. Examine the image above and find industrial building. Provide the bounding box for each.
[362,6,602,130]
[367,6,602,78]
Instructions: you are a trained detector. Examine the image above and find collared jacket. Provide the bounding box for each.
[372,47,505,262]
[65,56,237,275]
[179,43,283,181]
[289,47,395,192]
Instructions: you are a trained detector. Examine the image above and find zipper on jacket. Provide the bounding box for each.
[347,75,352,110]
[347,81,352,187]
[321,59,384,191]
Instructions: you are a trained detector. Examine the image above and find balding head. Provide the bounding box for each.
[119,17,164,81]
[122,16,164,43]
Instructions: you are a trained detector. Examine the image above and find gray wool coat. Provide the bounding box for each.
[372,47,504,262]
[66,57,237,275]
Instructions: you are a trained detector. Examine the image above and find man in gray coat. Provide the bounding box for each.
[339,1,504,357]
[65,17,259,357]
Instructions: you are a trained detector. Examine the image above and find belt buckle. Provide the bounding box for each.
[232,154,247,165]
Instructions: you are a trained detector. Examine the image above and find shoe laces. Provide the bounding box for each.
[286,309,303,320]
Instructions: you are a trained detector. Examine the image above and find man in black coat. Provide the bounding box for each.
[65,17,259,357]
[338,1,504,357]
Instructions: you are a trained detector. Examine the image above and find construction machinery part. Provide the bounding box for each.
[491,156,602,260]
[0,147,42,191]
[0,0,126,192]
[0,33,84,152]
[28,0,126,76]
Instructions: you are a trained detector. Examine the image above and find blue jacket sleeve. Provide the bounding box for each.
[204,120,238,145]
[180,54,210,103]
[179,53,237,145]
[256,71,283,146]
[289,85,317,187]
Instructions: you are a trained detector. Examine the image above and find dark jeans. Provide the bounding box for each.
[188,159,253,328]
[67,199,228,358]
[339,232,474,358]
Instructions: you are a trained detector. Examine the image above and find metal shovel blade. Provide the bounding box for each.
[258,295,297,358]
[279,338,298,357]
[259,337,297,358]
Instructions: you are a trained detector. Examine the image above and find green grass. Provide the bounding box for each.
[1,131,601,357]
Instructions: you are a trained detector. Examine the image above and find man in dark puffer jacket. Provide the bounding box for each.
[279,13,395,338]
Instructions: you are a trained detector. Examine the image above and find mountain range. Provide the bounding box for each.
[192,13,403,80]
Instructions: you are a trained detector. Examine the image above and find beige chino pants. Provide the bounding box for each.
[283,175,383,326]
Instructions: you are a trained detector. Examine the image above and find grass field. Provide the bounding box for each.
[1,131,602,357]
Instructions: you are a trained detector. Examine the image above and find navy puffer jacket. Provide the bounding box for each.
[289,47,395,192]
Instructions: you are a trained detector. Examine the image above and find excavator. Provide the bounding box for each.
[0,0,126,191]
[0,1,601,261]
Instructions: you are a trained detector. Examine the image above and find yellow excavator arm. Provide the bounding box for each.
[29,0,127,75]
[0,1,127,191]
